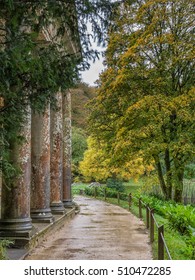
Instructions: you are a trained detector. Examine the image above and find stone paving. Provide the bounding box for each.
[24,196,153,260]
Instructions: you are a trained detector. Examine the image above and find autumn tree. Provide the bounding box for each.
[71,83,97,181]
[89,0,195,202]
[79,136,154,182]
[71,83,96,130]
[72,127,88,180]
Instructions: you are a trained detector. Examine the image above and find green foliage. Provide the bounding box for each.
[72,127,87,164]
[167,205,195,235]
[106,178,125,192]
[71,83,96,130]
[88,0,195,203]
[0,239,14,260]
[0,1,120,184]
[184,234,195,260]
[84,186,97,196]
[138,195,170,216]
[72,127,87,180]
[184,164,195,179]
[140,194,195,235]
[84,186,127,200]
[72,182,89,195]
[79,136,153,183]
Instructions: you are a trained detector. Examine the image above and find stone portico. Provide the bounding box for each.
[0,17,80,247]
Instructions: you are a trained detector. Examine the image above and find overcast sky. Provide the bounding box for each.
[80,22,106,86]
[80,54,105,86]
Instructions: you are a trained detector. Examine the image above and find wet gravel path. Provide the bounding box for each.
[25,196,152,260]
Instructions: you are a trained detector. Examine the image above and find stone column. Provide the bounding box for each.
[0,169,2,219]
[0,134,2,221]
[31,106,53,222]
[0,109,32,237]
[62,91,73,208]
[0,97,4,220]
[50,91,65,214]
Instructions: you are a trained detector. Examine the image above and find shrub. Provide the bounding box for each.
[0,240,13,260]
[84,187,96,196]
[140,195,170,216]
[166,205,195,235]
[106,178,125,192]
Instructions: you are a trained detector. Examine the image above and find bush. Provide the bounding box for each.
[106,178,125,192]
[141,194,195,236]
[84,186,128,201]
[140,195,170,216]
[84,187,96,196]
[0,240,13,260]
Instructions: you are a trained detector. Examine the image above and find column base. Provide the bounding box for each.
[30,208,54,223]
[0,217,33,238]
[50,201,66,215]
[63,199,75,208]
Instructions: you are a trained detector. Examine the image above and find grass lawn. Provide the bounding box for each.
[123,179,143,194]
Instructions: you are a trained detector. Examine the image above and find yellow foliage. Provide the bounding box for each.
[79,136,154,182]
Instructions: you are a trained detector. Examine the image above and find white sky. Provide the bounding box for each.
[80,54,105,86]
[80,22,106,86]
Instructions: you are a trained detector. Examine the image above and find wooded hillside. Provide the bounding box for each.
[71,83,96,130]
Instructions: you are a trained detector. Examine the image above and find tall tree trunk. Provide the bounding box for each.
[173,159,184,203]
[164,148,173,200]
[154,155,168,199]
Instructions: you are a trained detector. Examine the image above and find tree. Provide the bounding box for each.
[71,83,96,130]
[89,0,195,202]
[72,127,87,181]
[79,136,154,182]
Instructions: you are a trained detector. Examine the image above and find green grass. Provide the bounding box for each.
[123,179,143,194]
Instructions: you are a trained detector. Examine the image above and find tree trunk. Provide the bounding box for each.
[164,148,173,200]
[173,159,184,203]
[154,155,167,199]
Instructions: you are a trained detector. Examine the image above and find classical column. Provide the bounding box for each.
[0,169,2,220]
[50,92,65,214]
[0,97,4,220]
[0,171,1,220]
[31,106,53,222]
[0,109,32,237]
[62,91,73,208]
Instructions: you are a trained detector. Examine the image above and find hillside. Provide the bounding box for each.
[71,83,96,130]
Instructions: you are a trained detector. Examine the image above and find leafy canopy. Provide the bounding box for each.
[88,0,195,202]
